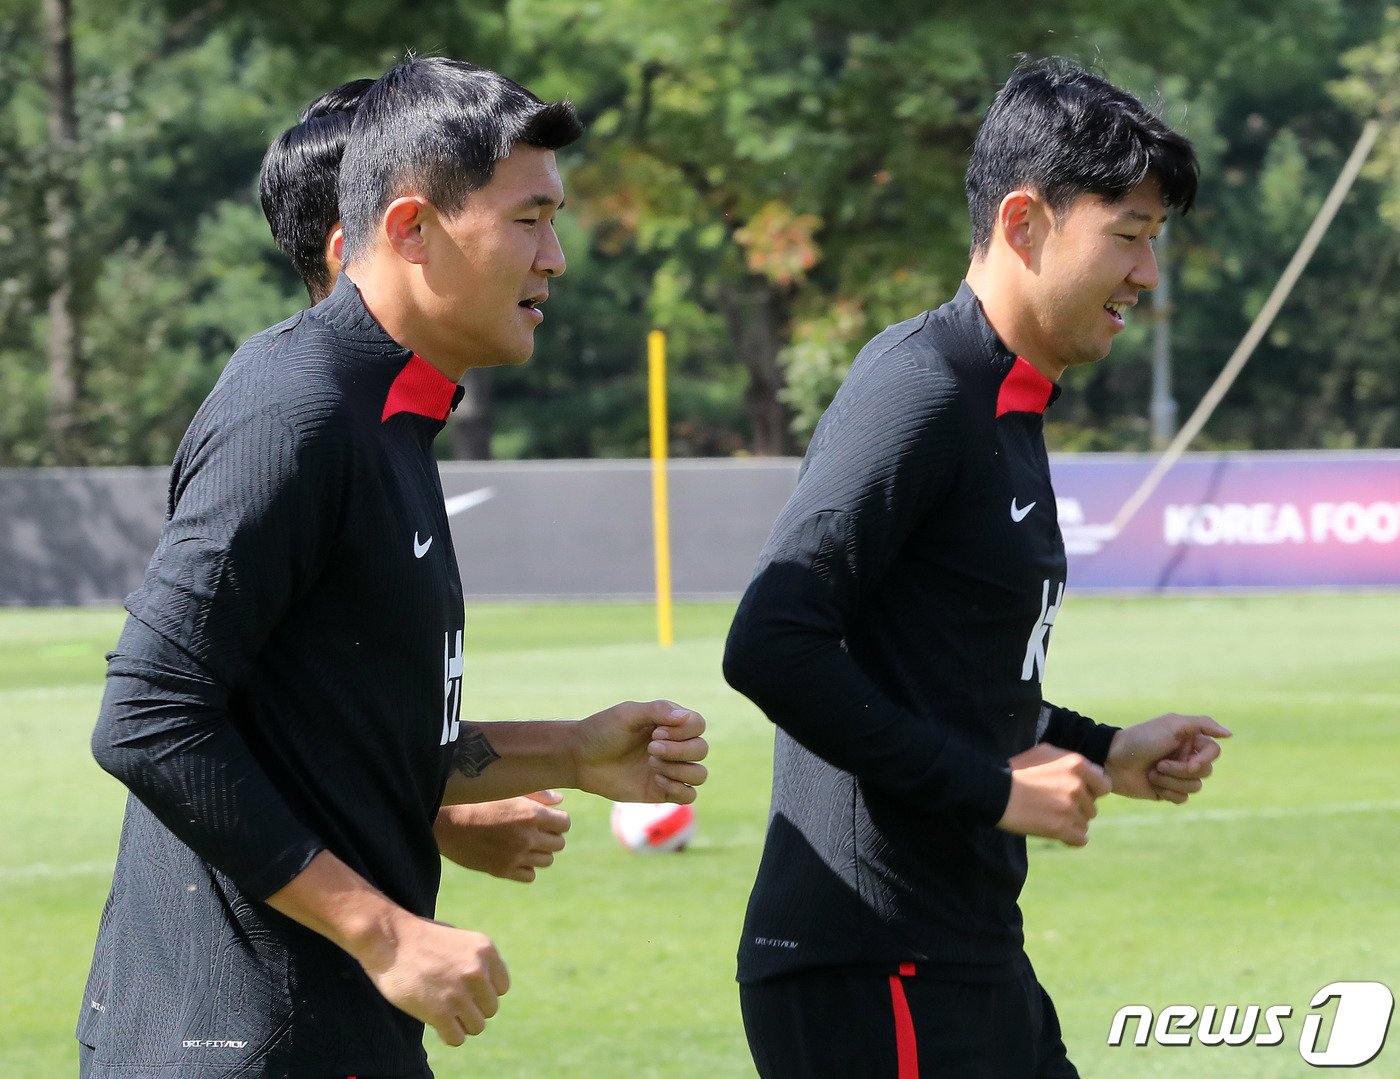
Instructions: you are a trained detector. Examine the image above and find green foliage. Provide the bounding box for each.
[1335,6,1400,226]
[777,298,864,441]
[1050,0,1400,452]
[3,0,1399,463]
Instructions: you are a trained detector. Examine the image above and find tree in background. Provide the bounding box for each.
[4,1,308,464]
[42,0,82,462]
[3,0,505,465]
[511,0,1004,453]
[509,0,1400,452]
[1325,4,1400,446]
[3,0,1398,463]
[1114,0,1398,452]
[0,2,48,463]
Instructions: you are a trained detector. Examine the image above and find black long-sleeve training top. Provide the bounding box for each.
[724,282,1118,986]
[78,275,467,1077]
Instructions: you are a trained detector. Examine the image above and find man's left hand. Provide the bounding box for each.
[1105,713,1231,803]
[573,700,708,804]
[433,793,570,883]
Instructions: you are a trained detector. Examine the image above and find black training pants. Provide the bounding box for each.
[740,958,1079,1078]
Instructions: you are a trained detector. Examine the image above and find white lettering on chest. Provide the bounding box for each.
[1021,578,1064,682]
[440,630,464,746]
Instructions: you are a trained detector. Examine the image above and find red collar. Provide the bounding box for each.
[381,354,458,423]
[995,356,1054,418]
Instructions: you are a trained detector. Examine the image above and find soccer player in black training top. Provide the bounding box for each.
[78,58,708,1078]
[724,59,1231,1078]
[259,79,573,886]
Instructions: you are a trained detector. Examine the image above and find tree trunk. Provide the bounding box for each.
[450,367,493,459]
[717,277,793,456]
[43,0,82,463]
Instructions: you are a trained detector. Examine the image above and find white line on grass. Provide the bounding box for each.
[8,803,1400,882]
[0,860,113,882]
[1227,690,1400,706]
[0,685,101,702]
[1101,799,1400,827]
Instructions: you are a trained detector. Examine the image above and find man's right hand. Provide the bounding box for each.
[996,743,1112,846]
[264,850,510,1046]
[356,911,511,1046]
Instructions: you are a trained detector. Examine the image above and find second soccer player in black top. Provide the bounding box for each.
[725,58,1230,1078]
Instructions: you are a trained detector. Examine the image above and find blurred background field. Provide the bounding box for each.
[2,594,1397,1078]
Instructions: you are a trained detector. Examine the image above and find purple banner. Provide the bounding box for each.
[1052,451,1400,590]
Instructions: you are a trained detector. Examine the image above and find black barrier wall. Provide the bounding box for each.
[0,468,171,606]
[8,452,1395,605]
[0,460,801,606]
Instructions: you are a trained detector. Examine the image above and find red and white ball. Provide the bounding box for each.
[609,800,696,854]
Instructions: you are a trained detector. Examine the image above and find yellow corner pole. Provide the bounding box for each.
[648,330,675,648]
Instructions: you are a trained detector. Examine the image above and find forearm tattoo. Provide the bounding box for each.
[452,724,501,779]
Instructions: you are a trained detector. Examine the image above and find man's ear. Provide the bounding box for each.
[996,189,1045,267]
[324,224,345,280]
[381,197,431,265]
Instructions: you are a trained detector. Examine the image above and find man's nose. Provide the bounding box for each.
[1130,242,1159,291]
[537,223,566,278]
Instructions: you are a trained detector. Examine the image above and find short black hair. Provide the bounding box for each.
[338,56,584,263]
[259,78,374,301]
[965,57,1198,255]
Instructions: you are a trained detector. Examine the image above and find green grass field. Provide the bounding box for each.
[2,594,1397,1077]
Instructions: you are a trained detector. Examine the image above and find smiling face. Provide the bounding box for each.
[1026,177,1165,372]
[416,144,566,370]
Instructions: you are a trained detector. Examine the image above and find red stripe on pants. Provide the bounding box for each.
[888,962,919,1078]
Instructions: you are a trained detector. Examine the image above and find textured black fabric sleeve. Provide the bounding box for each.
[723,329,1013,825]
[98,617,325,899]
[1039,701,1120,766]
[91,385,349,900]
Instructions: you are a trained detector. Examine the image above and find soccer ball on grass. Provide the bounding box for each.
[609,800,696,854]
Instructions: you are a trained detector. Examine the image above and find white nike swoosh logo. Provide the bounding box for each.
[413,532,433,558]
[443,487,496,517]
[1010,499,1037,523]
